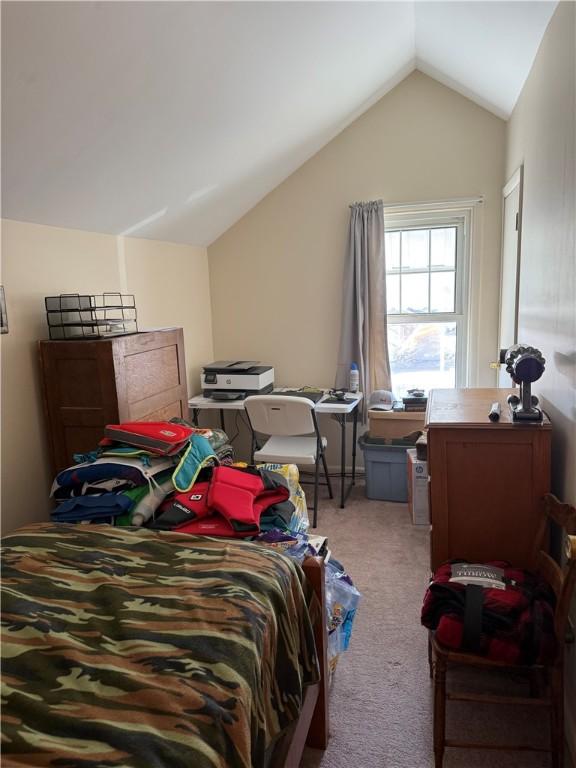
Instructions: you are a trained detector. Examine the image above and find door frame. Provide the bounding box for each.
[498,165,524,358]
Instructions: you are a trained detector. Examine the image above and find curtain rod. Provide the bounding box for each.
[383,196,484,212]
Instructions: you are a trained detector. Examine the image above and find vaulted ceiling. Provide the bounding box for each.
[2,1,557,246]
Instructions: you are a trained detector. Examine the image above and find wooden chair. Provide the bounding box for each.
[429,493,576,768]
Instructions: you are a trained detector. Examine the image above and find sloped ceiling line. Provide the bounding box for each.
[1,1,557,245]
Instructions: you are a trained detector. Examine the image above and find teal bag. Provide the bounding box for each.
[172,434,219,492]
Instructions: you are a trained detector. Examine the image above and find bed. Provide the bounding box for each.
[1,523,328,768]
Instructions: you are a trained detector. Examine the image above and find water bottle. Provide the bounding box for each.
[349,362,359,393]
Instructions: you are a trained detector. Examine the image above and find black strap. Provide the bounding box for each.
[462,584,484,652]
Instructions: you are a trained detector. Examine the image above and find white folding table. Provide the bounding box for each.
[188,390,363,508]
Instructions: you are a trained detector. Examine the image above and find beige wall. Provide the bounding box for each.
[208,70,506,464]
[505,1,576,756]
[0,219,212,533]
[121,235,213,380]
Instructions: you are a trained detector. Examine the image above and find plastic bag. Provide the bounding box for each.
[325,558,361,667]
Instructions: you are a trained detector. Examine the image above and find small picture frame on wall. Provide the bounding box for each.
[0,286,8,334]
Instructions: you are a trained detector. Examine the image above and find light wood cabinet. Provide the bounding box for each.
[39,328,188,474]
[426,388,551,571]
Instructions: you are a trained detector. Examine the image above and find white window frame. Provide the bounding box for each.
[383,207,472,390]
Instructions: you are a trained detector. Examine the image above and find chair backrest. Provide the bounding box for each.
[244,395,317,437]
[534,494,576,651]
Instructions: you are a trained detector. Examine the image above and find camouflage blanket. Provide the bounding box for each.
[1,524,319,768]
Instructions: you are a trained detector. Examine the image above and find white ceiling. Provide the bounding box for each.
[2,1,557,246]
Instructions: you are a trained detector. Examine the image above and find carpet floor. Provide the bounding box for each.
[300,487,573,768]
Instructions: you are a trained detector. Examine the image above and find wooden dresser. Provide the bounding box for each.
[426,388,551,570]
[39,328,188,473]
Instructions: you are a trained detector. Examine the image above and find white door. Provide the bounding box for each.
[498,168,523,387]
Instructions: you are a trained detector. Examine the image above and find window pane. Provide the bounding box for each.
[388,322,457,398]
[402,229,429,270]
[431,227,456,268]
[430,271,455,312]
[386,273,400,314]
[401,272,429,313]
[385,231,400,271]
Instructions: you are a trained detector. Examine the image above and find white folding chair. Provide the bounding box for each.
[244,395,333,528]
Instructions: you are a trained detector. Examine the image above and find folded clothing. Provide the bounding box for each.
[215,444,235,466]
[257,463,308,533]
[114,485,152,526]
[152,466,293,538]
[258,501,295,533]
[51,461,176,526]
[51,493,133,523]
[52,456,176,500]
[56,435,217,501]
[168,418,231,454]
[49,424,218,529]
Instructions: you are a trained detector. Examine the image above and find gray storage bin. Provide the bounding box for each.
[358,433,410,502]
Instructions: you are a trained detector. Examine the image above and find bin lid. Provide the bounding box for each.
[368,409,426,421]
[359,431,422,448]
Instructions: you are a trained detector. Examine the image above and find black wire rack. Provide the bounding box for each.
[45,293,138,340]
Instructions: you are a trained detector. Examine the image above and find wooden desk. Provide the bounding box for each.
[426,388,551,570]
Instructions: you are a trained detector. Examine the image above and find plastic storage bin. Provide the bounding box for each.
[358,433,410,502]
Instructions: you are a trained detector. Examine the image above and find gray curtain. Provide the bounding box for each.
[335,200,392,419]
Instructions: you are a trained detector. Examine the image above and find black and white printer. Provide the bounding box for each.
[201,361,274,400]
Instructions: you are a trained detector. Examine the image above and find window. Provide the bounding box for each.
[384,210,470,398]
